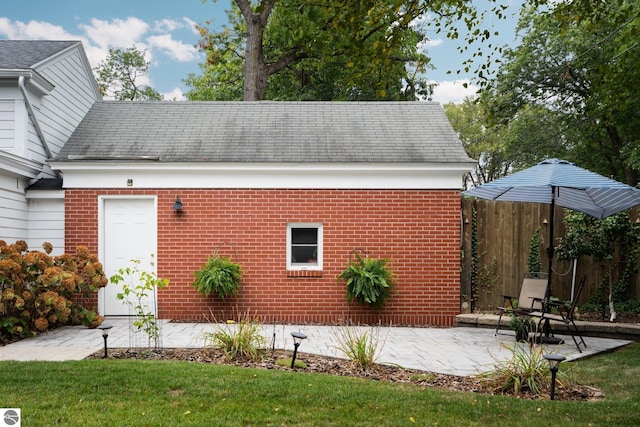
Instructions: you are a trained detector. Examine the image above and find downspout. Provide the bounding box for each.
[18,75,61,179]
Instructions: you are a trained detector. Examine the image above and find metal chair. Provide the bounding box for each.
[495,273,548,335]
[529,276,588,353]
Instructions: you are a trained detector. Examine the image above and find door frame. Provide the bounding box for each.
[97,195,158,316]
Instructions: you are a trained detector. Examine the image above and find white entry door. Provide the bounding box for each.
[100,197,157,316]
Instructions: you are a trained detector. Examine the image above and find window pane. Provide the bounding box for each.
[292,228,317,244]
[292,246,317,263]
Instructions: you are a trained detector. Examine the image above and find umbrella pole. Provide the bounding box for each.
[546,187,556,299]
[542,187,563,345]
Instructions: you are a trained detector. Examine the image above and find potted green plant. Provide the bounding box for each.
[338,253,395,309]
[510,315,536,342]
[192,253,242,299]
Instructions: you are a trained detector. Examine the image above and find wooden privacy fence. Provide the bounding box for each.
[460,198,640,313]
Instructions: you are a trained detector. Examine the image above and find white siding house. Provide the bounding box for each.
[0,40,100,253]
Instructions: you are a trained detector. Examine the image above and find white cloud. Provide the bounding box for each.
[0,18,78,40]
[182,17,200,36]
[147,34,198,62]
[80,17,149,49]
[423,38,443,48]
[153,18,181,33]
[417,37,442,53]
[430,80,479,104]
[162,87,187,101]
[82,45,109,69]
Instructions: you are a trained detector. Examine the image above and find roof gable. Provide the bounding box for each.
[55,101,473,164]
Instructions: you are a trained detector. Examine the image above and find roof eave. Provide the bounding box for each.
[49,160,474,190]
[50,160,476,171]
[0,70,55,95]
[0,151,43,179]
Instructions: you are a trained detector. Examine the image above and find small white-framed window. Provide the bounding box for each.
[287,223,323,270]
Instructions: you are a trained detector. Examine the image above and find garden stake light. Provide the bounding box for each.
[544,353,566,400]
[290,332,307,368]
[98,324,113,358]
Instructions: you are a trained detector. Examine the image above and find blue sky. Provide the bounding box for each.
[0,0,522,103]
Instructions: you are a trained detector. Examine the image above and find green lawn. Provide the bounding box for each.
[1,343,639,426]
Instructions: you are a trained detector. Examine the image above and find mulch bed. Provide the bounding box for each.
[87,347,604,401]
[578,311,640,324]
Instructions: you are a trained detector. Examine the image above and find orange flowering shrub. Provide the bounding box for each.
[0,240,107,341]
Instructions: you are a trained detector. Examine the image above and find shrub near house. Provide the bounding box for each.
[0,240,106,341]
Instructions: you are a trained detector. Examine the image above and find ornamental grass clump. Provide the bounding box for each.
[480,345,571,397]
[338,253,395,309]
[0,240,107,341]
[332,325,387,370]
[204,317,266,361]
[192,253,242,299]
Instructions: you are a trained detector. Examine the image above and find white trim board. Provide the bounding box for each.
[52,162,470,190]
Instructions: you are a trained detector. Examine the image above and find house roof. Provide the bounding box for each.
[0,40,79,69]
[54,101,473,164]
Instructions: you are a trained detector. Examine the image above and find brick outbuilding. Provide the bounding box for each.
[51,101,474,326]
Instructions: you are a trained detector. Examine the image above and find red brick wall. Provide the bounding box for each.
[65,189,461,326]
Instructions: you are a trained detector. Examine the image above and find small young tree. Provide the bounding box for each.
[94,45,163,101]
[527,227,542,273]
[110,259,169,349]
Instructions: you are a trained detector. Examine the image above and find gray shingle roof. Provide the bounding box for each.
[0,40,79,69]
[55,101,473,164]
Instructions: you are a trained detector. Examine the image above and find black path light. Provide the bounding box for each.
[98,324,113,358]
[290,332,307,368]
[544,353,566,400]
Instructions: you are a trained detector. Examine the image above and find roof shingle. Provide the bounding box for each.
[55,101,473,164]
[0,40,79,69]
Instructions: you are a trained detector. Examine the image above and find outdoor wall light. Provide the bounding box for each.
[98,324,113,358]
[543,353,566,400]
[290,331,307,368]
[172,196,183,211]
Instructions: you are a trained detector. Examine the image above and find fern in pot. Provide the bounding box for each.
[338,253,395,309]
[192,253,242,299]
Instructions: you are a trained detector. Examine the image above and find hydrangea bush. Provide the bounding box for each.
[0,240,107,341]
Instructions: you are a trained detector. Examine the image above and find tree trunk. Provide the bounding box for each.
[243,16,268,100]
[235,0,276,101]
[608,266,617,322]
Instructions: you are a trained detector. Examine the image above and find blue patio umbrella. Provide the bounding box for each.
[463,158,640,297]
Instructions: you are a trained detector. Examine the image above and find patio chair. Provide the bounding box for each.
[495,273,548,335]
[529,276,587,353]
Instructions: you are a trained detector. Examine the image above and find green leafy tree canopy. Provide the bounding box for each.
[485,0,640,185]
[188,0,513,101]
[94,45,163,101]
